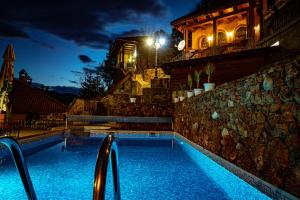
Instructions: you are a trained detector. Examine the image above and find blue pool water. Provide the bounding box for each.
[0,133,270,200]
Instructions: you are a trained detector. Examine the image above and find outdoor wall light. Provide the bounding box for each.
[146,38,154,46]
[254,24,260,34]
[207,35,213,46]
[226,31,234,42]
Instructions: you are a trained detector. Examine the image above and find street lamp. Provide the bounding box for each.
[146,36,166,78]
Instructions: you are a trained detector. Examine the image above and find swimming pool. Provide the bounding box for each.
[0,133,271,200]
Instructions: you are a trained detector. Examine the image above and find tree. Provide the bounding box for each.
[76,42,122,99]
[79,67,100,99]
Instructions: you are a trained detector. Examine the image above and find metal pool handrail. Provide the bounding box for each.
[93,134,121,200]
[0,137,37,200]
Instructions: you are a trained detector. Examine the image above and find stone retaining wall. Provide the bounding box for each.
[173,56,300,197]
[102,94,172,117]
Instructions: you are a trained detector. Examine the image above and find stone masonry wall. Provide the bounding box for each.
[173,56,300,197]
[102,94,172,117]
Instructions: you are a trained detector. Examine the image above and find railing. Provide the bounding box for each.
[170,40,249,62]
[93,134,121,200]
[264,0,300,37]
[0,137,37,200]
[0,120,65,138]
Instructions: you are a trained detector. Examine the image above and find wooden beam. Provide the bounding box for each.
[188,7,250,29]
[213,19,217,46]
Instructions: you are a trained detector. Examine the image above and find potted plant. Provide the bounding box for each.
[203,62,216,91]
[194,70,203,96]
[179,85,186,101]
[186,73,194,98]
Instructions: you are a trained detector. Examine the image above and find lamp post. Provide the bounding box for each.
[146,36,166,78]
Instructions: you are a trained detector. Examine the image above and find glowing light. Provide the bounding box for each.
[146,37,154,46]
[133,50,137,57]
[226,31,234,38]
[254,24,260,34]
[207,35,213,46]
[271,41,280,47]
[159,38,166,45]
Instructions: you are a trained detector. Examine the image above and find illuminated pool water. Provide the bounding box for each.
[0,134,270,200]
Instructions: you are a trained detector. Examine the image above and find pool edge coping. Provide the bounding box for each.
[173,132,298,200]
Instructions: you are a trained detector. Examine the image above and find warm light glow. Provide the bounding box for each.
[207,35,213,46]
[226,31,234,38]
[226,31,234,42]
[271,41,280,47]
[159,38,166,45]
[146,37,154,46]
[254,24,260,34]
[133,49,137,57]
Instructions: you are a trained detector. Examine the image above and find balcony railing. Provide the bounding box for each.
[264,0,300,37]
[170,40,249,62]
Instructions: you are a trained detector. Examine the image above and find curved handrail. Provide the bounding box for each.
[0,137,37,200]
[93,134,121,200]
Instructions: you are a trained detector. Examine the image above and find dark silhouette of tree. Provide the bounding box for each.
[79,67,103,99]
[77,41,122,99]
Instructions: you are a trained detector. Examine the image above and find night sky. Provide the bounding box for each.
[0,0,199,86]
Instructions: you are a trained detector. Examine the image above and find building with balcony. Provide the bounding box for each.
[171,0,263,61]
[163,0,298,92]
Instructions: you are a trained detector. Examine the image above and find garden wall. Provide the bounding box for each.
[173,55,300,197]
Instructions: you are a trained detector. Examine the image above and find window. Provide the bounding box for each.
[188,31,192,48]
[218,31,226,45]
[200,37,208,49]
[235,26,247,43]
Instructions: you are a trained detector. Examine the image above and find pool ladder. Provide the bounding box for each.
[0,137,37,200]
[0,135,120,200]
[93,134,121,200]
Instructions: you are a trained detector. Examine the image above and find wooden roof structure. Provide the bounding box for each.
[9,79,68,115]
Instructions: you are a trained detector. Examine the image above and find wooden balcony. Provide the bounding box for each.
[171,40,249,62]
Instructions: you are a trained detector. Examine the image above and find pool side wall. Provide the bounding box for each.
[175,133,297,200]
[173,55,300,197]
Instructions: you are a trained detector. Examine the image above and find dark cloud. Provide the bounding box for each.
[79,55,95,63]
[0,22,29,38]
[0,22,54,49]
[113,29,146,38]
[0,0,167,49]
[31,39,54,49]
[69,80,78,84]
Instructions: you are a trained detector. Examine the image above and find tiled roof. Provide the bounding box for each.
[9,79,68,115]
